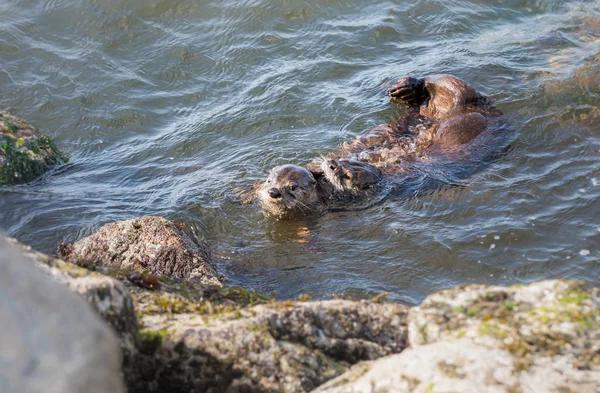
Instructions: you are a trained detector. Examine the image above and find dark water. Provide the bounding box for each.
[0,0,598,305]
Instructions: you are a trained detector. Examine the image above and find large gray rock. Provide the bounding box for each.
[0,236,125,393]
[0,110,68,185]
[59,216,221,286]
[13,237,141,365]
[313,280,600,393]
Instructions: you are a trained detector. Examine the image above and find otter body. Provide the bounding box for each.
[333,75,504,168]
[258,161,381,217]
[257,75,508,217]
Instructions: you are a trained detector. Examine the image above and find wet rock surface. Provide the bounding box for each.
[59,216,221,286]
[0,110,68,185]
[0,236,125,393]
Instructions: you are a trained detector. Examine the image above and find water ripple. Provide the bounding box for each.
[0,0,599,303]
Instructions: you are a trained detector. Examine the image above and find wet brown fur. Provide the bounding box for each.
[258,75,504,216]
[314,75,504,173]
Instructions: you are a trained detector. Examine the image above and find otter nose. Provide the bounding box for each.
[328,160,338,171]
[268,188,282,199]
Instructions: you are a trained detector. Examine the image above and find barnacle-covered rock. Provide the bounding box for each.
[408,280,600,367]
[59,216,221,286]
[0,111,68,185]
[313,337,599,393]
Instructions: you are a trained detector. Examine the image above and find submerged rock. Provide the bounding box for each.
[316,280,600,393]
[0,236,125,393]
[0,110,68,185]
[59,216,221,286]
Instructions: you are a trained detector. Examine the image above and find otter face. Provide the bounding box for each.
[321,159,382,193]
[257,165,323,217]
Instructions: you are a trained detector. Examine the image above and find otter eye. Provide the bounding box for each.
[290,184,298,191]
[344,174,351,180]
[267,180,271,184]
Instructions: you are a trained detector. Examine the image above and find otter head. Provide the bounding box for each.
[321,159,383,193]
[257,165,325,217]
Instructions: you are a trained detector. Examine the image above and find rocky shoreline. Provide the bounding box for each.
[2,215,599,393]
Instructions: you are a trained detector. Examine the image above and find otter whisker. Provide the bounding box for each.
[295,200,312,215]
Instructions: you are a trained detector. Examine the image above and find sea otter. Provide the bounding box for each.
[257,74,508,217]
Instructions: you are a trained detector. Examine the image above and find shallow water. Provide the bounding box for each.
[0,0,599,304]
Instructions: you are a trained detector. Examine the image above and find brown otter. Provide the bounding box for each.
[257,161,383,217]
[321,159,383,193]
[257,74,508,217]
[335,75,504,166]
[257,165,332,217]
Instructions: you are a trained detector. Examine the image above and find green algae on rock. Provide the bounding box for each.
[0,111,68,185]
[315,280,600,393]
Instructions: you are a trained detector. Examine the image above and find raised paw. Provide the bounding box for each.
[388,76,428,106]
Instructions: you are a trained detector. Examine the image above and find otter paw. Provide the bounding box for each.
[388,77,427,106]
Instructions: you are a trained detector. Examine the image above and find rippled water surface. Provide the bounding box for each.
[1,0,599,304]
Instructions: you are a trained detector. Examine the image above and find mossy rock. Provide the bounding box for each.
[0,111,68,185]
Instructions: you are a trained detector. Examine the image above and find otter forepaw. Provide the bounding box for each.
[388,77,428,106]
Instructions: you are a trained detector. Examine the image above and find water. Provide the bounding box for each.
[0,0,598,305]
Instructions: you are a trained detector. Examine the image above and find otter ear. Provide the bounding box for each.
[356,171,380,190]
[309,168,324,181]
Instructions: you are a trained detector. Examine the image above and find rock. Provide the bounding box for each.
[313,338,599,393]
[59,216,221,286]
[12,235,408,393]
[12,237,141,363]
[408,280,600,365]
[0,110,68,185]
[132,297,408,393]
[315,280,600,393]
[0,236,125,393]
[14,228,599,393]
